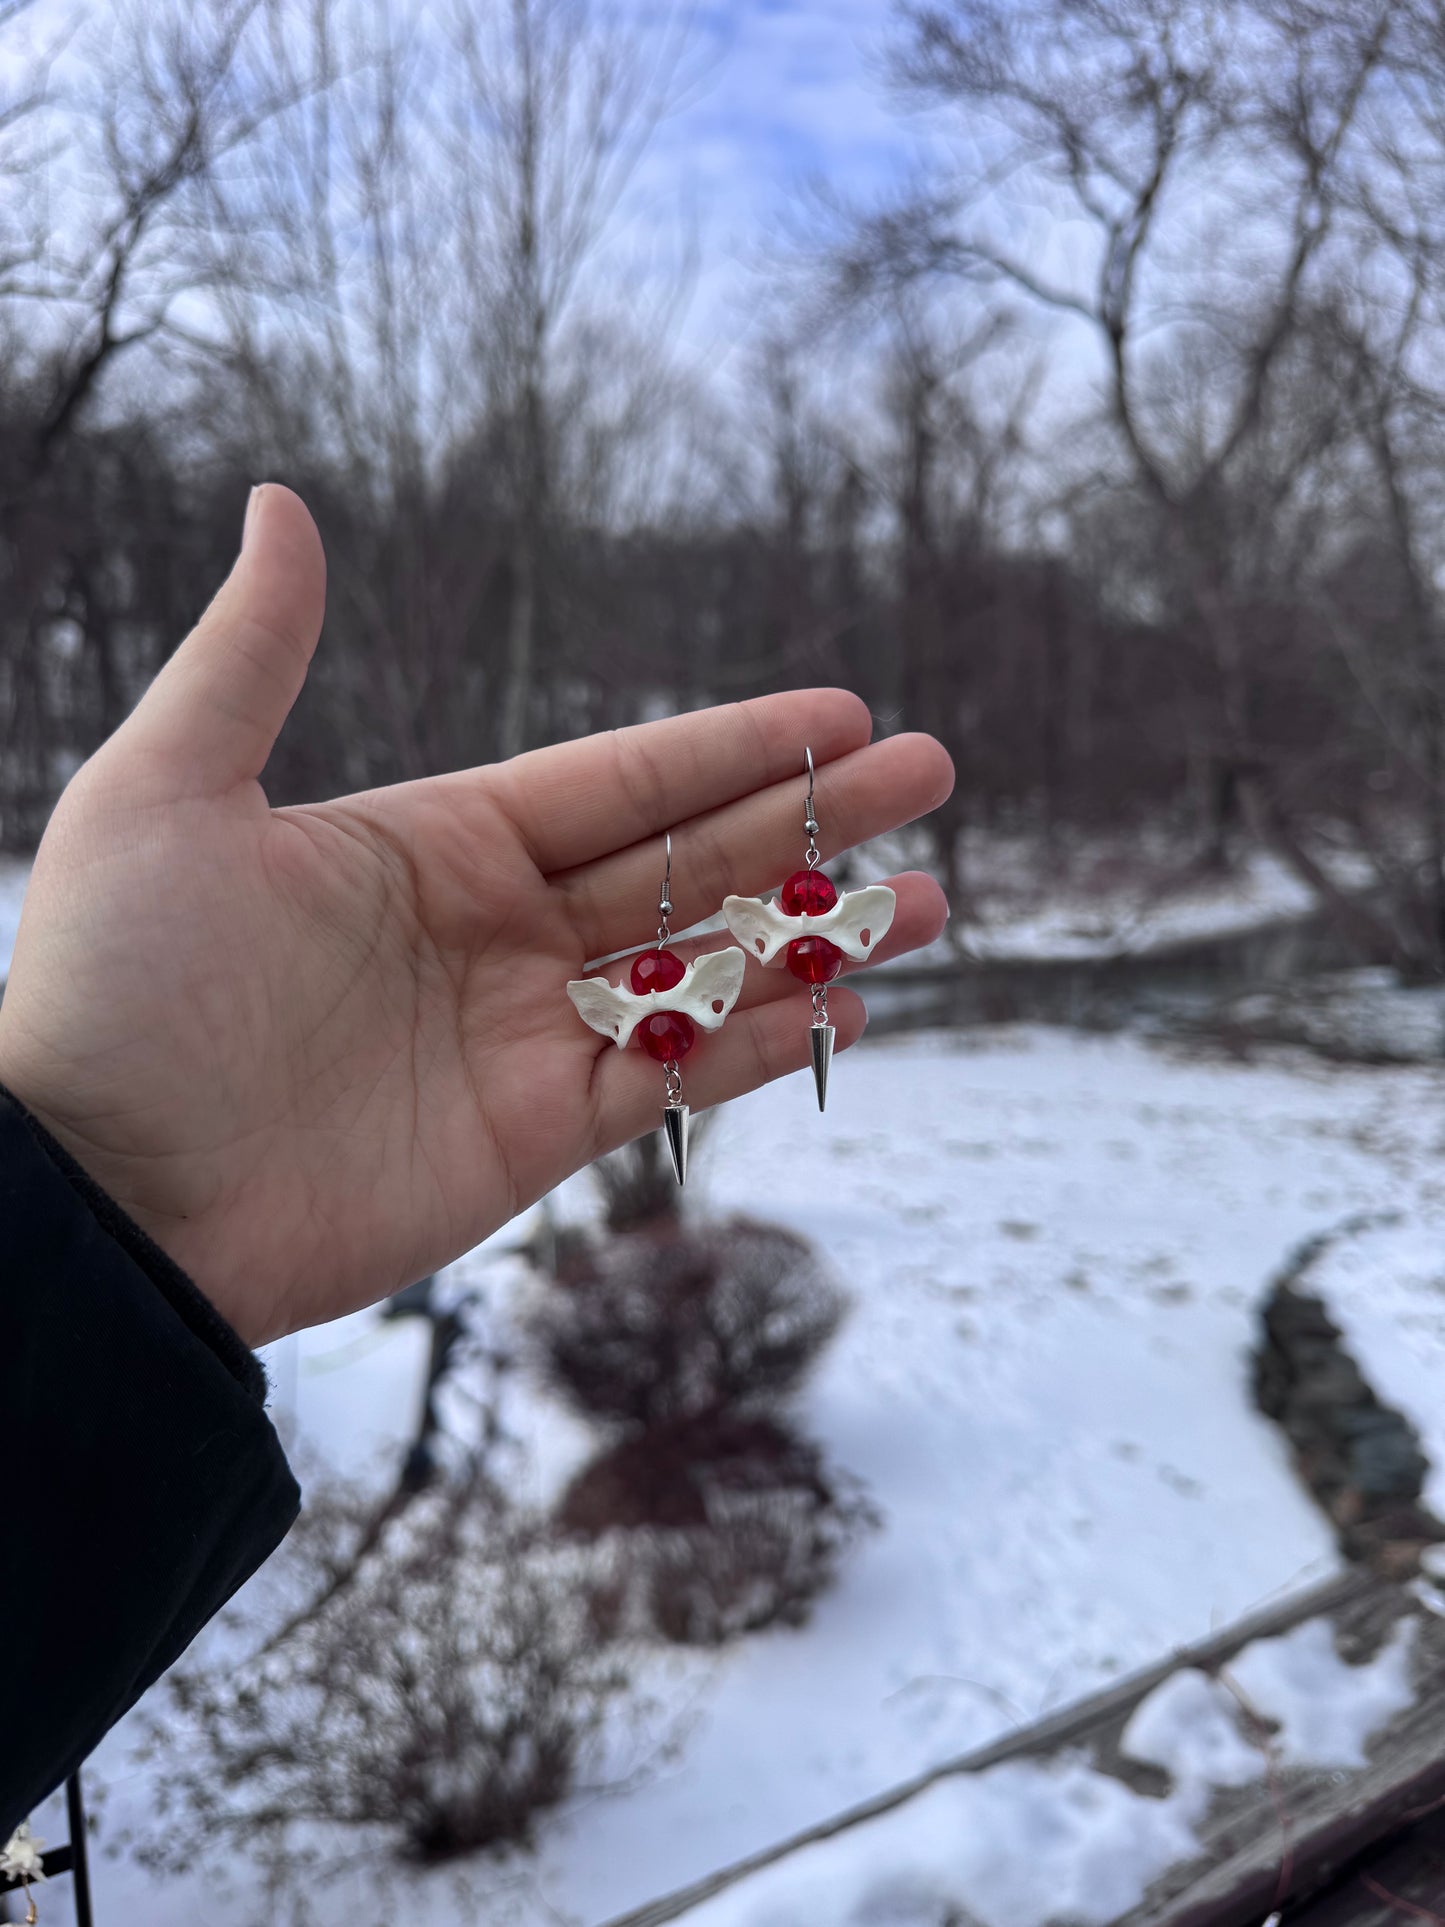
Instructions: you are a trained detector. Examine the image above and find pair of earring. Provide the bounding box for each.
[566,748,896,1184]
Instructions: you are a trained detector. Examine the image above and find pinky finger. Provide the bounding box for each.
[592,984,868,1151]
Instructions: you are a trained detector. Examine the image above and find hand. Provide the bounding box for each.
[0,487,953,1346]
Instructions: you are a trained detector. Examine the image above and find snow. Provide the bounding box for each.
[812,828,1331,974]
[260,1309,432,1486]
[672,1756,1204,1927]
[8,830,1445,1925]
[850,828,1351,965]
[669,1613,1418,1927]
[24,1025,1439,1926]
[1307,1222,1445,1520]
[1224,969,1445,1063]
[958,847,1322,962]
[1225,1616,1417,1770]
[1121,1668,1264,1789]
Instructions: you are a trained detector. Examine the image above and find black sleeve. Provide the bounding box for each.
[0,1087,301,1836]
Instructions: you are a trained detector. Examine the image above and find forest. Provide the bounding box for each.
[6,0,1445,980]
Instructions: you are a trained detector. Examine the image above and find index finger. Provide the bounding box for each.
[491,689,874,875]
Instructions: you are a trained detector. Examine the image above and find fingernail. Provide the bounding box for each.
[241,484,263,552]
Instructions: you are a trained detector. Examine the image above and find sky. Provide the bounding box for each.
[4,0,921,283]
[0,0,1124,513]
[1,0,935,395]
[669,0,914,229]
[621,0,1103,444]
[612,0,926,369]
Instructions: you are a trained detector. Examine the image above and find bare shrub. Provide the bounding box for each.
[638,1485,872,1645]
[529,1217,865,1642]
[588,1119,717,1233]
[528,1216,846,1430]
[557,1413,877,1646]
[558,1412,834,1534]
[138,1481,627,1872]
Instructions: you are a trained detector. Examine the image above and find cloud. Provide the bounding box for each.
[615,0,920,363]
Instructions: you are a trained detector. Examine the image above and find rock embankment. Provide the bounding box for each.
[1254,1225,1441,1572]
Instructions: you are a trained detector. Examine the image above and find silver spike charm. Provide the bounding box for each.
[567,831,745,1192]
[662,1102,690,1185]
[809,1023,835,1112]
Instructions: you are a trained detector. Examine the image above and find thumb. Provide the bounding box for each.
[123,484,327,795]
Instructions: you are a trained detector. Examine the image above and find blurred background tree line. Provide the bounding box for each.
[6,0,1445,976]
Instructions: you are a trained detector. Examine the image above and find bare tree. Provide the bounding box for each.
[817,0,1445,976]
[0,0,322,843]
[0,1,49,299]
[192,0,694,785]
[450,0,693,759]
[844,0,1390,853]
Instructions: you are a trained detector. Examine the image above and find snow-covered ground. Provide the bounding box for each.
[858,828,1361,964]
[1223,968,1445,1063]
[960,846,1323,961]
[8,844,1445,1926]
[836,826,1345,977]
[23,1021,1445,1927]
[672,1613,1419,1927]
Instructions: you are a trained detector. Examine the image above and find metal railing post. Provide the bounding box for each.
[65,1774,92,1927]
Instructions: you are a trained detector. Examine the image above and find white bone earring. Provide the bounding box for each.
[566,833,745,1184]
[721,748,895,1111]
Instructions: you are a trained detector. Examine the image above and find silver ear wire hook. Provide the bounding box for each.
[657,831,673,948]
[803,748,821,869]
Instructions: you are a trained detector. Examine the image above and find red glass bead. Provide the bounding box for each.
[639,1011,696,1061]
[785,936,844,984]
[630,948,686,995]
[780,867,838,916]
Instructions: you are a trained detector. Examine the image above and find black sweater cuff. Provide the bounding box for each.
[0,1086,301,1835]
[3,1087,268,1401]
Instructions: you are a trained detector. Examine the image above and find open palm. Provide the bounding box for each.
[0,488,952,1346]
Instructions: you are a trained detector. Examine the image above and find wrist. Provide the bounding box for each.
[0,1057,265,1357]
